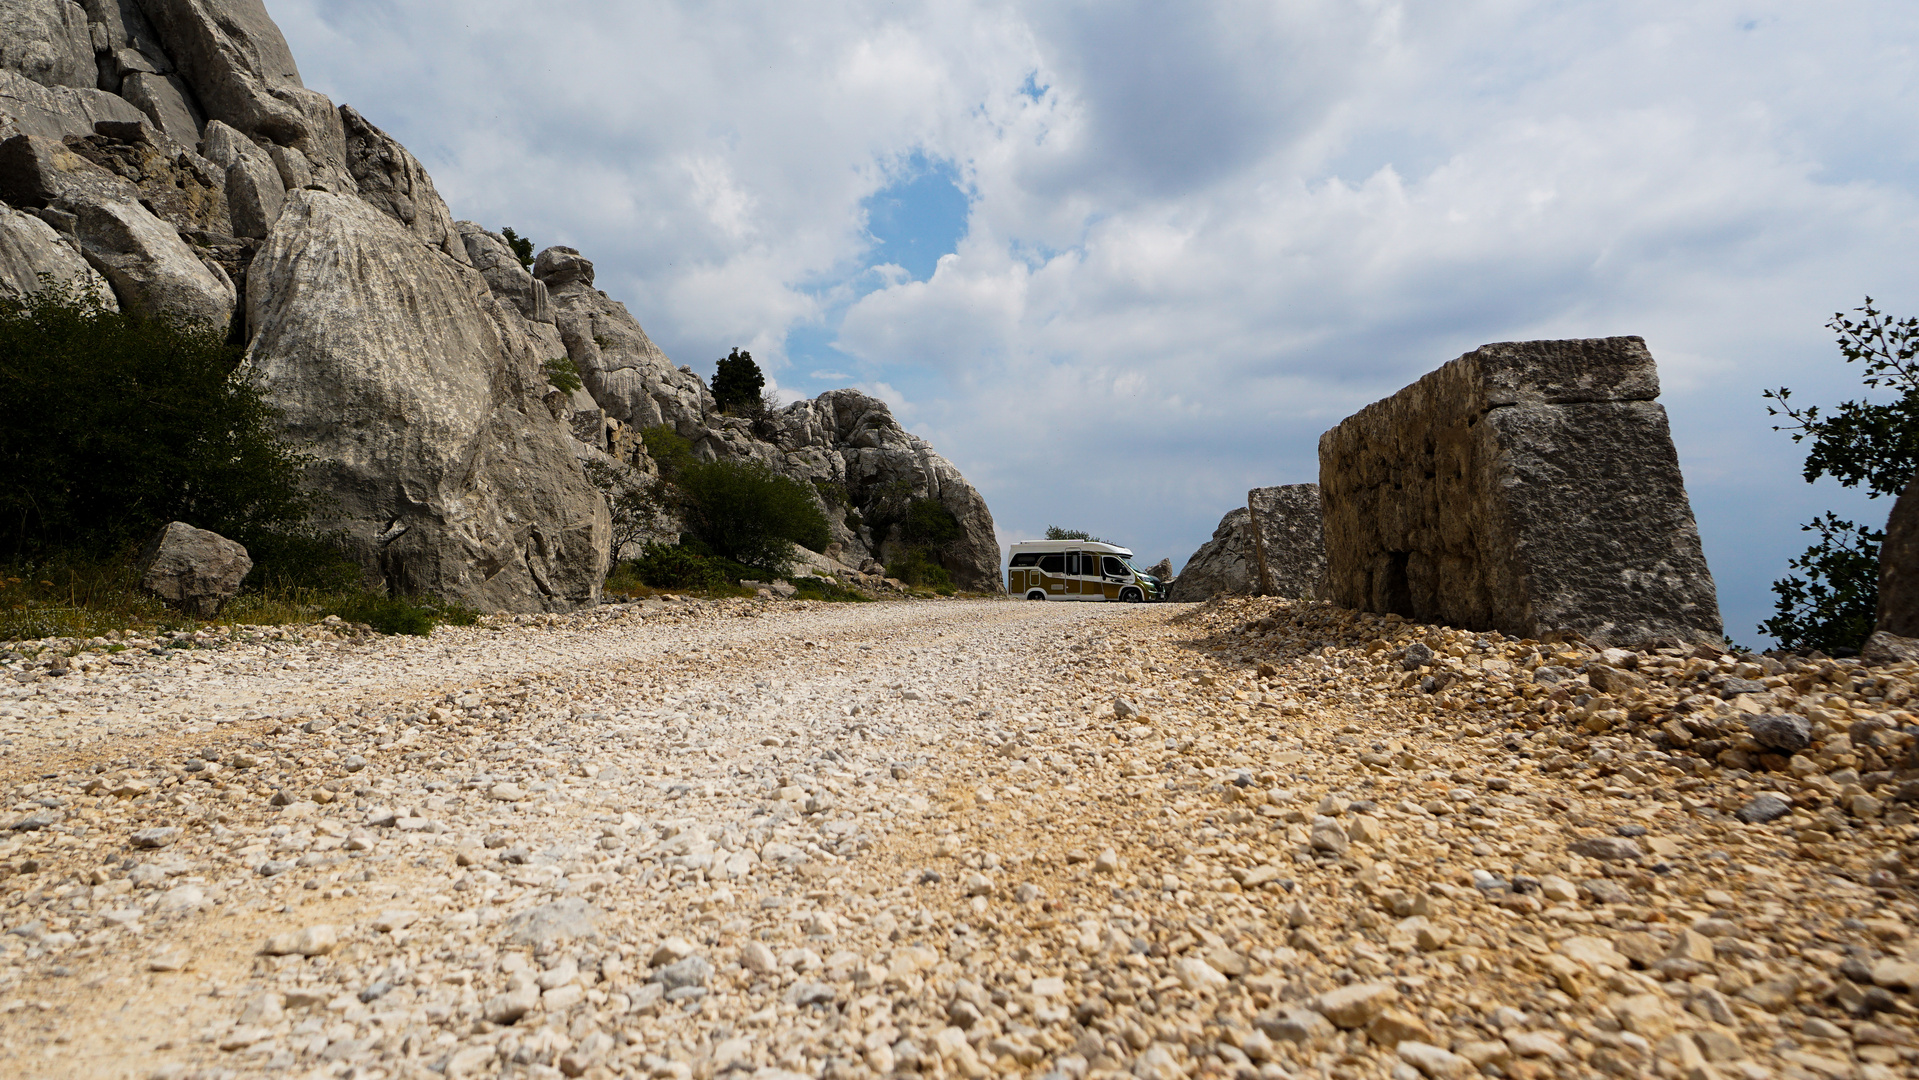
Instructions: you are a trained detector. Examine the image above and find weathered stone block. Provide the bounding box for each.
[1248,484,1326,599]
[1317,337,1721,647]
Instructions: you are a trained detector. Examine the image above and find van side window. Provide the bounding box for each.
[1103,556,1127,577]
[1037,554,1064,574]
[1009,553,1039,568]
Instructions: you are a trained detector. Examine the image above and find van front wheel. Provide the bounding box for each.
[1026,590,1048,601]
[1120,587,1143,603]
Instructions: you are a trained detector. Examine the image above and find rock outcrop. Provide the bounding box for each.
[246,191,609,611]
[0,0,1000,606]
[0,132,233,326]
[1318,337,1722,648]
[1167,507,1257,602]
[1248,484,1326,599]
[136,520,250,615]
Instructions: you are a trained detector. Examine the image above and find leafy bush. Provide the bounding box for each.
[0,279,315,558]
[500,227,535,269]
[544,356,584,395]
[712,348,765,415]
[676,459,830,572]
[1045,525,1102,542]
[1763,298,1919,652]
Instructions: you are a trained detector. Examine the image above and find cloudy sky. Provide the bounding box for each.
[275,0,1919,645]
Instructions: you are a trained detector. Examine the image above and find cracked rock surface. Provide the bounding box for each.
[0,595,1917,1080]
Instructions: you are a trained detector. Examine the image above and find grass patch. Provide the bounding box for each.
[3,550,482,641]
[790,577,872,603]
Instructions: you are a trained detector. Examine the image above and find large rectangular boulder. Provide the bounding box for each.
[1248,484,1326,599]
[1317,337,1721,648]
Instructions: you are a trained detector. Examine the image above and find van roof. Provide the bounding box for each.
[1008,540,1134,557]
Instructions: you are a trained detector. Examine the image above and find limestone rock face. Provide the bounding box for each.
[1168,507,1257,602]
[0,0,97,90]
[245,191,609,612]
[1875,472,1919,641]
[131,0,321,150]
[340,105,468,265]
[1318,337,1721,648]
[0,200,117,306]
[0,132,233,327]
[1248,484,1327,599]
[137,520,251,616]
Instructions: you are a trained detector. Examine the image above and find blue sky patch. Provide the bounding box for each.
[861,152,970,282]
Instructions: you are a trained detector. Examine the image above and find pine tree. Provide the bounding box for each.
[712,348,765,415]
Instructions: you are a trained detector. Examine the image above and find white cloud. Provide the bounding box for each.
[275,0,1919,643]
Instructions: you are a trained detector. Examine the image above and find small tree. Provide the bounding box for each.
[712,348,765,415]
[1762,297,1919,652]
[1045,525,1101,542]
[500,227,535,270]
[581,459,672,559]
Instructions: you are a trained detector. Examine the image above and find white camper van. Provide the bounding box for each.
[1006,541,1162,602]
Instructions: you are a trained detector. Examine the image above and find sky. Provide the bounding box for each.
[272,0,1919,646]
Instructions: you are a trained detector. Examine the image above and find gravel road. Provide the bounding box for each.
[1,595,1917,1080]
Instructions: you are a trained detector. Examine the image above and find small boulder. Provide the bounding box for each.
[1734,793,1792,824]
[137,522,252,616]
[1747,713,1811,753]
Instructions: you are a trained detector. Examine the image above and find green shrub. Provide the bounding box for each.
[902,497,961,546]
[500,227,535,269]
[631,542,727,591]
[887,548,953,592]
[242,531,364,594]
[640,425,697,479]
[1045,525,1101,542]
[544,356,584,395]
[0,278,315,558]
[676,459,830,572]
[791,576,871,603]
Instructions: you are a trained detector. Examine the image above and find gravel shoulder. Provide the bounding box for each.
[0,595,1916,1080]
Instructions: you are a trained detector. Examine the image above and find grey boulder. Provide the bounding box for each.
[245,190,610,613]
[505,898,603,947]
[1747,713,1811,754]
[137,521,252,616]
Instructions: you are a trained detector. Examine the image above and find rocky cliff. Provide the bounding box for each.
[0,0,1001,605]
